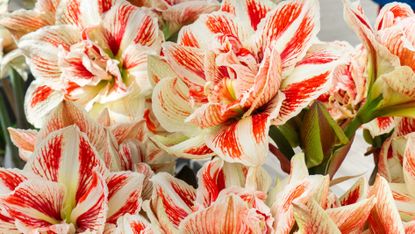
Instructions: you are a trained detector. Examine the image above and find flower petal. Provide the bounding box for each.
[275,42,347,125]
[180,194,266,233]
[258,0,319,74]
[375,2,414,30]
[368,175,405,233]
[7,128,38,161]
[221,0,276,30]
[106,171,144,224]
[403,136,415,196]
[102,1,160,56]
[195,158,226,208]
[35,0,60,13]
[24,81,64,128]
[111,214,154,234]
[326,197,376,233]
[0,10,53,39]
[19,25,81,82]
[293,199,341,234]
[69,170,108,233]
[149,172,196,233]
[338,177,367,206]
[2,179,65,231]
[363,117,395,137]
[206,92,284,166]
[0,168,28,194]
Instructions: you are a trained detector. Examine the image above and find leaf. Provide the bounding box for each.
[269,125,295,159]
[278,118,300,147]
[300,104,324,168]
[317,103,348,145]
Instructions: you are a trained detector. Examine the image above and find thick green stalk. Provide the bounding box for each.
[9,69,28,129]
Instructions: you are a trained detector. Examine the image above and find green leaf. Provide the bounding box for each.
[269,125,295,159]
[317,103,349,145]
[300,104,324,168]
[278,118,300,147]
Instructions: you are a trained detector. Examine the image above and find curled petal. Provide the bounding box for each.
[368,175,405,233]
[195,158,226,208]
[106,172,144,224]
[403,136,415,196]
[339,177,367,206]
[2,180,65,232]
[110,214,154,234]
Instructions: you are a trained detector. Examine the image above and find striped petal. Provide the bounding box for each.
[275,42,347,125]
[339,177,367,206]
[69,170,108,233]
[375,2,414,30]
[368,175,405,233]
[0,10,53,39]
[35,0,60,13]
[0,168,28,194]
[24,81,64,128]
[8,128,38,161]
[363,117,395,137]
[221,0,276,30]
[326,197,376,233]
[148,172,196,233]
[24,126,108,230]
[257,0,319,74]
[395,117,415,137]
[2,179,65,232]
[106,172,144,224]
[377,18,415,72]
[390,183,415,221]
[206,92,284,166]
[293,199,341,234]
[102,0,160,56]
[151,77,196,135]
[180,194,266,233]
[19,25,81,82]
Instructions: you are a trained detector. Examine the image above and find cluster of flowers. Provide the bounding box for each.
[0,0,414,233]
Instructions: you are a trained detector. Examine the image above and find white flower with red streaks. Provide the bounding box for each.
[143,158,273,233]
[344,1,415,120]
[1,125,149,233]
[152,0,346,166]
[104,214,154,234]
[268,153,376,234]
[319,43,368,122]
[19,0,163,127]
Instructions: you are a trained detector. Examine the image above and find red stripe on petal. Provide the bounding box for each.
[30,85,53,108]
[179,30,200,48]
[133,15,157,47]
[246,0,271,30]
[252,113,268,144]
[30,134,63,181]
[105,4,136,55]
[0,169,27,192]
[205,14,238,37]
[184,145,213,155]
[211,123,242,159]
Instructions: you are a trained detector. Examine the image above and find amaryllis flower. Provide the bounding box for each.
[344,1,415,129]
[268,153,376,234]
[131,0,220,39]
[151,0,346,166]
[0,125,148,233]
[143,157,273,233]
[8,101,174,173]
[319,43,368,122]
[19,0,163,127]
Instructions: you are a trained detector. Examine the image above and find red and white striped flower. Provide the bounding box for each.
[0,124,154,233]
[144,158,273,233]
[319,43,368,122]
[18,0,163,127]
[344,1,415,132]
[151,0,347,166]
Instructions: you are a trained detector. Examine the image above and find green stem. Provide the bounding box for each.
[9,69,28,129]
[0,91,22,168]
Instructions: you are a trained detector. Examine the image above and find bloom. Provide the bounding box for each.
[151,0,346,166]
[0,125,148,233]
[18,0,163,127]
